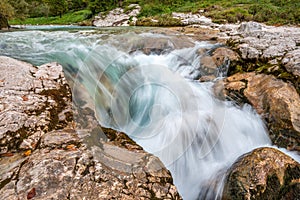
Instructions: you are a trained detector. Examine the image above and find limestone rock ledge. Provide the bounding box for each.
[0,56,181,199]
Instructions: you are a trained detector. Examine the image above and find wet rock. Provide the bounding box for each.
[199,47,240,80]
[0,56,73,153]
[223,147,300,200]
[129,36,194,55]
[212,47,240,67]
[222,72,300,151]
[168,26,220,41]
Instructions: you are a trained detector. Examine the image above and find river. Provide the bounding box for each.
[0,26,273,199]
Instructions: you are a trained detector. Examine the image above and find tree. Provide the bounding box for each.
[8,0,30,19]
[86,0,118,15]
[0,0,15,19]
[43,0,68,18]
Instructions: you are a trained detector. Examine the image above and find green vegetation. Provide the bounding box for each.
[132,0,299,25]
[1,0,299,25]
[9,10,92,25]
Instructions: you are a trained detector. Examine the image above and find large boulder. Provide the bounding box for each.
[223,147,300,200]
[0,56,181,199]
[0,14,9,30]
[218,72,300,151]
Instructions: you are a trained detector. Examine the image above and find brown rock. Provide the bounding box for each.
[212,47,239,67]
[223,147,300,200]
[223,72,300,151]
[199,47,240,78]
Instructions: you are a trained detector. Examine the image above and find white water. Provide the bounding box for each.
[0,29,272,199]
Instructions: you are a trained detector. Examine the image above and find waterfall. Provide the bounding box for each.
[0,28,272,199]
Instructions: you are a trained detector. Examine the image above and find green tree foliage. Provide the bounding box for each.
[43,0,68,18]
[0,0,15,19]
[8,0,30,19]
[87,0,119,15]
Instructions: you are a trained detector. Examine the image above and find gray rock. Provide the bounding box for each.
[237,21,262,32]
[282,49,300,77]
[93,4,141,27]
[0,56,72,153]
[172,12,214,26]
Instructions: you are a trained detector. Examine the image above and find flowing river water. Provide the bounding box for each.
[0,26,295,199]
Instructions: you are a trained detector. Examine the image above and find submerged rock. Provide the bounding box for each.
[0,56,181,199]
[222,72,300,151]
[223,147,300,200]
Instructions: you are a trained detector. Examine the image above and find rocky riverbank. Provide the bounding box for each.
[0,56,181,199]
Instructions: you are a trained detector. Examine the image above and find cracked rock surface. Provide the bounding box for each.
[0,56,181,200]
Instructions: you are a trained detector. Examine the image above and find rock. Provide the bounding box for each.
[199,47,240,79]
[0,56,73,153]
[238,43,261,60]
[223,22,299,60]
[222,72,300,151]
[172,12,215,26]
[282,49,300,77]
[212,47,240,66]
[237,21,262,32]
[0,14,9,30]
[0,56,181,199]
[223,147,300,200]
[93,4,141,27]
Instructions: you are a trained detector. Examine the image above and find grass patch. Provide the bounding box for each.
[9,10,92,25]
[125,0,300,25]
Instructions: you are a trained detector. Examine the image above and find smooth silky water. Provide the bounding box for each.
[0,27,297,199]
